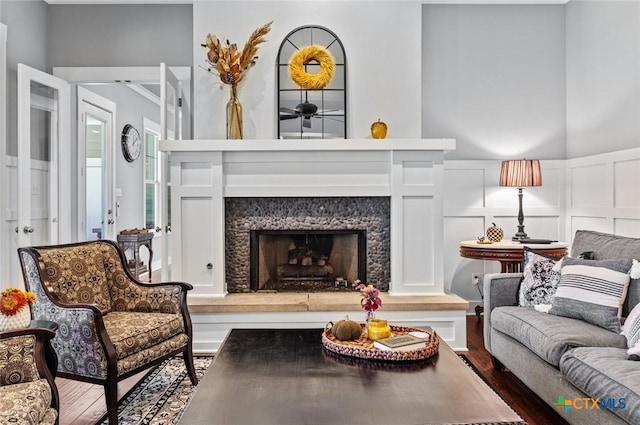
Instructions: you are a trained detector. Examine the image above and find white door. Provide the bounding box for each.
[16,64,70,249]
[77,86,116,241]
[159,63,187,280]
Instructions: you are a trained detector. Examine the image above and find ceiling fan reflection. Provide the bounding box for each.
[279,100,343,128]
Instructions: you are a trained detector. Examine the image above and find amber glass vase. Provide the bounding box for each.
[226,85,243,139]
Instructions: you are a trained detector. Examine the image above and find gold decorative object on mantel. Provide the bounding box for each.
[371,119,387,139]
[202,21,273,139]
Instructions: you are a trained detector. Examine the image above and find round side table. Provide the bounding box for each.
[459,240,568,317]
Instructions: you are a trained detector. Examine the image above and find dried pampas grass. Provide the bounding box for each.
[203,21,272,87]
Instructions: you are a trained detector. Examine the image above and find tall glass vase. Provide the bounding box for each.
[226,85,243,139]
[365,310,375,327]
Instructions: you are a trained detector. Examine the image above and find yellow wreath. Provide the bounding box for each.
[288,45,335,90]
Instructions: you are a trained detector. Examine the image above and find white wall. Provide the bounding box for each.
[47,4,193,68]
[192,1,423,140]
[422,4,566,160]
[566,0,640,159]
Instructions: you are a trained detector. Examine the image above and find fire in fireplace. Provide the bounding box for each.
[250,229,367,292]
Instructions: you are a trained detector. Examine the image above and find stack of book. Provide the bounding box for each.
[373,334,426,352]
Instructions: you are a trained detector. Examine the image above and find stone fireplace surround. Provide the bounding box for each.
[160,139,468,351]
[225,197,391,293]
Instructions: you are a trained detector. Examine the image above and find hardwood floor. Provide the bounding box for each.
[55,313,568,425]
[464,315,569,425]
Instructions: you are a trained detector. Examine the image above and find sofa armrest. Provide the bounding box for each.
[483,272,522,354]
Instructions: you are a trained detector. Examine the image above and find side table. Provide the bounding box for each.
[117,231,154,282]
[459,240,568,318]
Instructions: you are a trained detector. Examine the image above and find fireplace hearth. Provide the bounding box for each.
[250,229,366,292]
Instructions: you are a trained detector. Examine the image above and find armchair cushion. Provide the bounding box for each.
[0,380,57,425]
[39,244,112,313]
[104,312,185,360]
[0,333,40,385]
[0,330,58,425]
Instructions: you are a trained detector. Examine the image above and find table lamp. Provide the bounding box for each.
[499,159,542,241]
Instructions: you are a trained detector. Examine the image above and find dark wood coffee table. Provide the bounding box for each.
[179,329,524,425]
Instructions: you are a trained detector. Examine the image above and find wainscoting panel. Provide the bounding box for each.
[443,160,566,313]
[401,196,434,288]
[566,148,640,241]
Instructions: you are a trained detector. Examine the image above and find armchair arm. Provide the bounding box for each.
[100,239,193,313]
[111,280,193,314]
[482,272,522,353]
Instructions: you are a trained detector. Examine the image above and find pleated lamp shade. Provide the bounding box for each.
[499,159,542,188]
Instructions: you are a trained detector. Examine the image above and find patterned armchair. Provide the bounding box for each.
[0,327,59,425]
[18,240,198,425]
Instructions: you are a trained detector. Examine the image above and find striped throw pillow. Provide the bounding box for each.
[550,258,632,332]
[622,302,640,359]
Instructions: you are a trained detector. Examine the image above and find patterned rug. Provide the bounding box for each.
[95,356,214,425]
[458,355,528,425]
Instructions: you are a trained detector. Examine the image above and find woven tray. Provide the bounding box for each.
[322,323,439,361]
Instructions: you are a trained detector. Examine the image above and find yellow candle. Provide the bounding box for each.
[367,318,392,340]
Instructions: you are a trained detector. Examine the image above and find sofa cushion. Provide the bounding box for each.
[571,230,640,316]
[550,258,632,332]
[560,347,640,425]
[519,247,561,307]
[103,311,185,360]
[491,306,627,367]
[0,379,56,425]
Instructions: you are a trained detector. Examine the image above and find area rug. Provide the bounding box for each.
[95,356,214,425]
[458,355,528,425]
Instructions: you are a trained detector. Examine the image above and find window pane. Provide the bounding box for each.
[166,153,171,183]
[167,186,171,226]
[145,183,155,229]
[145,132,156,180]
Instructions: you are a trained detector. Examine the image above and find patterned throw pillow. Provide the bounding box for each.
[550,258,632,332]
[518,247,562,307]
[622,302,640,360]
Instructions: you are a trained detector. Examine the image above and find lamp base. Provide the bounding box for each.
[512,234,530,242]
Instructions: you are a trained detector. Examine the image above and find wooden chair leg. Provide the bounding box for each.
[104,380,119,425]
[184,349,198,386]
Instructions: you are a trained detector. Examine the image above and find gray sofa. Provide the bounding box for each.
[484,230,640,425]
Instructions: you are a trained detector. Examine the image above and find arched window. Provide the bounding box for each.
[277,25,347,139]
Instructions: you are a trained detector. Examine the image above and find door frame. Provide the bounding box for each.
[0,23,8,288]
[17,63,71,248]
[53,66,190,277]
[77,86,117,241]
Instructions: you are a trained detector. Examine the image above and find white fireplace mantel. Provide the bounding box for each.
[160,138,456,297]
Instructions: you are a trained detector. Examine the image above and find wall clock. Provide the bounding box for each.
[277,25,347,139]
[121,124,142,162]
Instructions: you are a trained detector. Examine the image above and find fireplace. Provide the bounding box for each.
[225,197,391,293]
[250,229,367,292]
